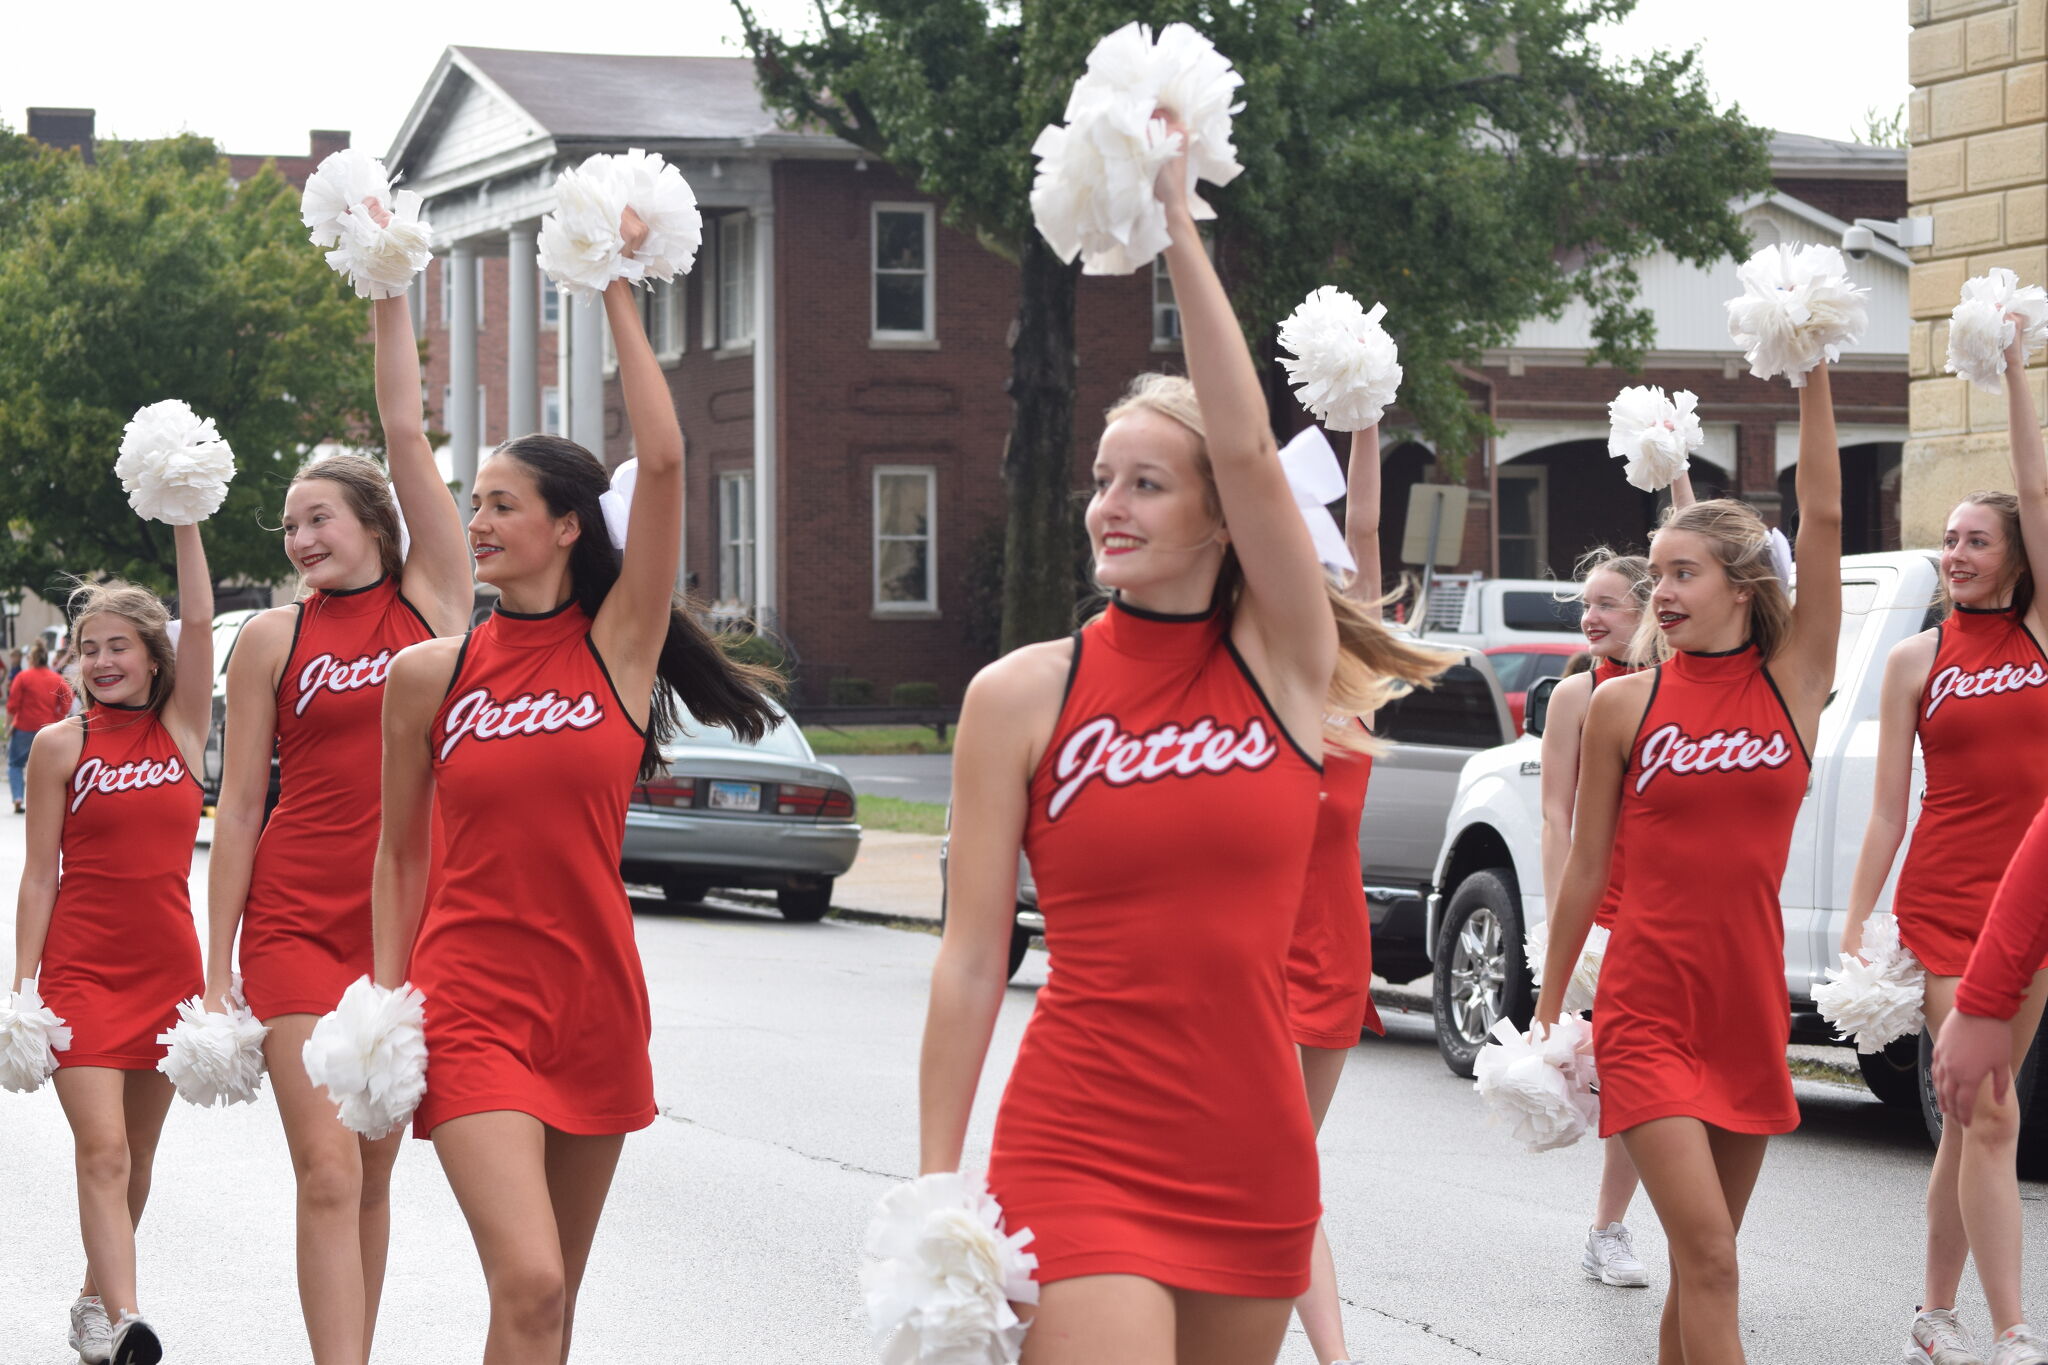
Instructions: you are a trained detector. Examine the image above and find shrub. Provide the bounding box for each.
[828,677,875,706]
[891,681,941,707]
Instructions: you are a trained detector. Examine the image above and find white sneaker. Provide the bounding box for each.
[109,1312,161,1365]
[68,1295,113,1365]
[1989,1324,2048,1365]
[1909,1307,1983,1365]
[1581,1221,1650,1288]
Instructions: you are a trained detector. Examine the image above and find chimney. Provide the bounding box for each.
[309,129,351,162]
[26,107,95,164]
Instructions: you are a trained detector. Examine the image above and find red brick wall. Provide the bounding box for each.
[1772,177,1908,229]
[227,130,351,191]
[421,254,566,453]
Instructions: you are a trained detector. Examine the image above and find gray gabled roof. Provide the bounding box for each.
[452,47,784,143]
[1768,130,1906,179]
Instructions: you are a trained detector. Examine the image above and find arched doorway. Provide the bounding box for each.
[1776,442,1903,553]
[1504,439,1734,580]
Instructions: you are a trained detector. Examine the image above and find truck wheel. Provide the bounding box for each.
[1432,869,1530,1078]
[1857,1036,1921,1109]
[1918,1013,2048,1179]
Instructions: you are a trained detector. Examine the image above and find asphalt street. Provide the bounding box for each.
[830,753,954,807]
[4,814,2046,1363]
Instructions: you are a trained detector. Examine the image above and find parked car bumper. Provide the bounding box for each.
[621,811,862,886]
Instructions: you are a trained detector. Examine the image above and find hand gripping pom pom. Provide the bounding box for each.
[862,1172,1039,1365]
[1606,385,1703,492]
[1813,913,1926,1054]
[300,977,427,1139]
[1945,268,2048,394]
[1277,288,1403,431]
[1524,921,1610,1016]
[300,148,433,300]
[1473,1015,1599,1153]
[156,977,269,1108]
[1029,22,1244,275]
[1724,243,1870,387]
[537,150,702,298]
[0,978,71,1094]
[115,400,235,525]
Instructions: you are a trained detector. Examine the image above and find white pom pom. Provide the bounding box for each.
[155,977,268,1108]
[1945,268,2048,394]
[1525,921,1609,1016]
[301,150,434,301]
[862,1171,1038,1365]
[537,150,702,299]
[1606,385,1704,492]
[300,976,428,1139]
[1276,288,1402,431]
[1813,912,1926,1054]
[301,147,388,248]
[1029,22,1243,275]
[115,400,235,525]
[0,978,71,1094]
[1473,1015,1599,1152]
[1724,243,1870,387]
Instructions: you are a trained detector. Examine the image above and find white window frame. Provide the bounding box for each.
[872,466,938,614]
[1151,256,1181,349]
[648,278,684,362]
[540,272,560,331]
[1496,465,1548,579]
[541,386,562,436]
[718,471,756,607]
[717,213,757,350]
[870,202,936,343]
[409,274,427,334]
[699,226,718,351]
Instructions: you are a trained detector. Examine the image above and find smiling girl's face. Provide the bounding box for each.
[1084,408,1225,598]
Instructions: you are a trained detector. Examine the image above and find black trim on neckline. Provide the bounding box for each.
[322,575,390,599]
[494,599,578,622]
[1954,604,2017,615]
[1759,665,1813,767]
[1059,632,1084,710]
[1109,595,1218,625]
[1680,640,1758,659]
[1626,667,1664,772]
[277,601,308,703]
[1221,637,1323,775]
[394,591,433,637]
[584,636,649,739]
[429,631,477,763]
[94,699,151,712]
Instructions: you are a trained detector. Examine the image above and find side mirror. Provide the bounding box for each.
[1525,675,1561,738]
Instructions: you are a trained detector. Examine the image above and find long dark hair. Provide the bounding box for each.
[495,435,781,779]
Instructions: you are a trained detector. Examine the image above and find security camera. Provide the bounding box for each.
[1842,224,1875,261]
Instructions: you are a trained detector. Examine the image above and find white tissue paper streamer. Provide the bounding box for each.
[1946,268,2048,394]
[1813,912,1926,1054]
[537,149,702,298]
[156,976,269,1108]
[115,400,236,525]
[1473,1014,1600,1153]
[300,148,433,300]
[863,1171,1038,1365]
[0,978,71,1094]
[1524,920,1611,1017]
[1725,243,1869,386]
[1277,288,1403,432]
[300,977,428,1139]
[1029,21,1244,275]
[1276,426,1357,574]
[1606,385,1703,492]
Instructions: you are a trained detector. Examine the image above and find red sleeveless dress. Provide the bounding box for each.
[1893,607,2048,975]
[1288,725,1381,1046]
[1591,657,1635,931]
[986,599,1325,1297]
[241,578,435,1020]
[1595,645,1806,1136]
[40,705,204,1068]
[409,602,656,1137]
[1959,796,2048,1020]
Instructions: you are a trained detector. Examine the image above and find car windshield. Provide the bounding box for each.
[1488,651,1570,693]
[667,712,812,761]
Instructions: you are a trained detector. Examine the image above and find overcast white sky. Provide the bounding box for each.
[7,0,1908,158]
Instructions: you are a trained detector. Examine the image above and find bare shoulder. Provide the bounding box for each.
[387,635,466,714]
[30,717,85,768]
[1551,670,1595,709]
[1886,626,1940,680]
[965,637,1076,710]
[1585,667,1655,724]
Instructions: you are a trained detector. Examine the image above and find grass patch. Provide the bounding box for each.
[803,724,954,755]
[859,795,950,835]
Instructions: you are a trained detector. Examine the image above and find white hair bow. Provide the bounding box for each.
[1278,426,1357,575]
[598,459,638,551]
[1766,527,1794,586]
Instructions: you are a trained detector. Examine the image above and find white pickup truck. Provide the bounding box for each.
[1421,550,2048,1167]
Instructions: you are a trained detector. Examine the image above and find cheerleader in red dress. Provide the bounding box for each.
[200,203,473,1365]
[922,134,1420,1363]
[369,206,777,1362]
[1843,324,2048,1365]
[1535,364,1844,1365]
[12,524,215,1365]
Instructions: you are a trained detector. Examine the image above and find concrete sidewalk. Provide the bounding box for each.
[832,829,945,922]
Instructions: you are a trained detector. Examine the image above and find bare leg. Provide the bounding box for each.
[1592,1135,1641,1227]
[433,1111,568,1365]
[54,1067,169,1318]
[1021,1275,1175,1365]
[1175,1286,1295,1365]
[1620,1116,1769,1365]
[1292,1043,1352,1364]
[540,1130,625,1363]
[1921,977,1972,1312]
[266,1013,404,1365]
[78,1071,175,1302]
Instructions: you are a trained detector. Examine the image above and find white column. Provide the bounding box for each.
[505,226,538,437]
[448,241,480,503]
[751,206,777,623]
[569,294,606,461]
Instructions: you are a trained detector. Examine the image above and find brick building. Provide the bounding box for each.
[386,47,1910,704]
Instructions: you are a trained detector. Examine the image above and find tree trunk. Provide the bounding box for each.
[999,233,1083,655]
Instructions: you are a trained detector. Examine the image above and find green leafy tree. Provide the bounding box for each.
[734,0,1772,651]
[0,134,378,601]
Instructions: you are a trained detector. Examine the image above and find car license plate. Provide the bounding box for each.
[708,780,761,812]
